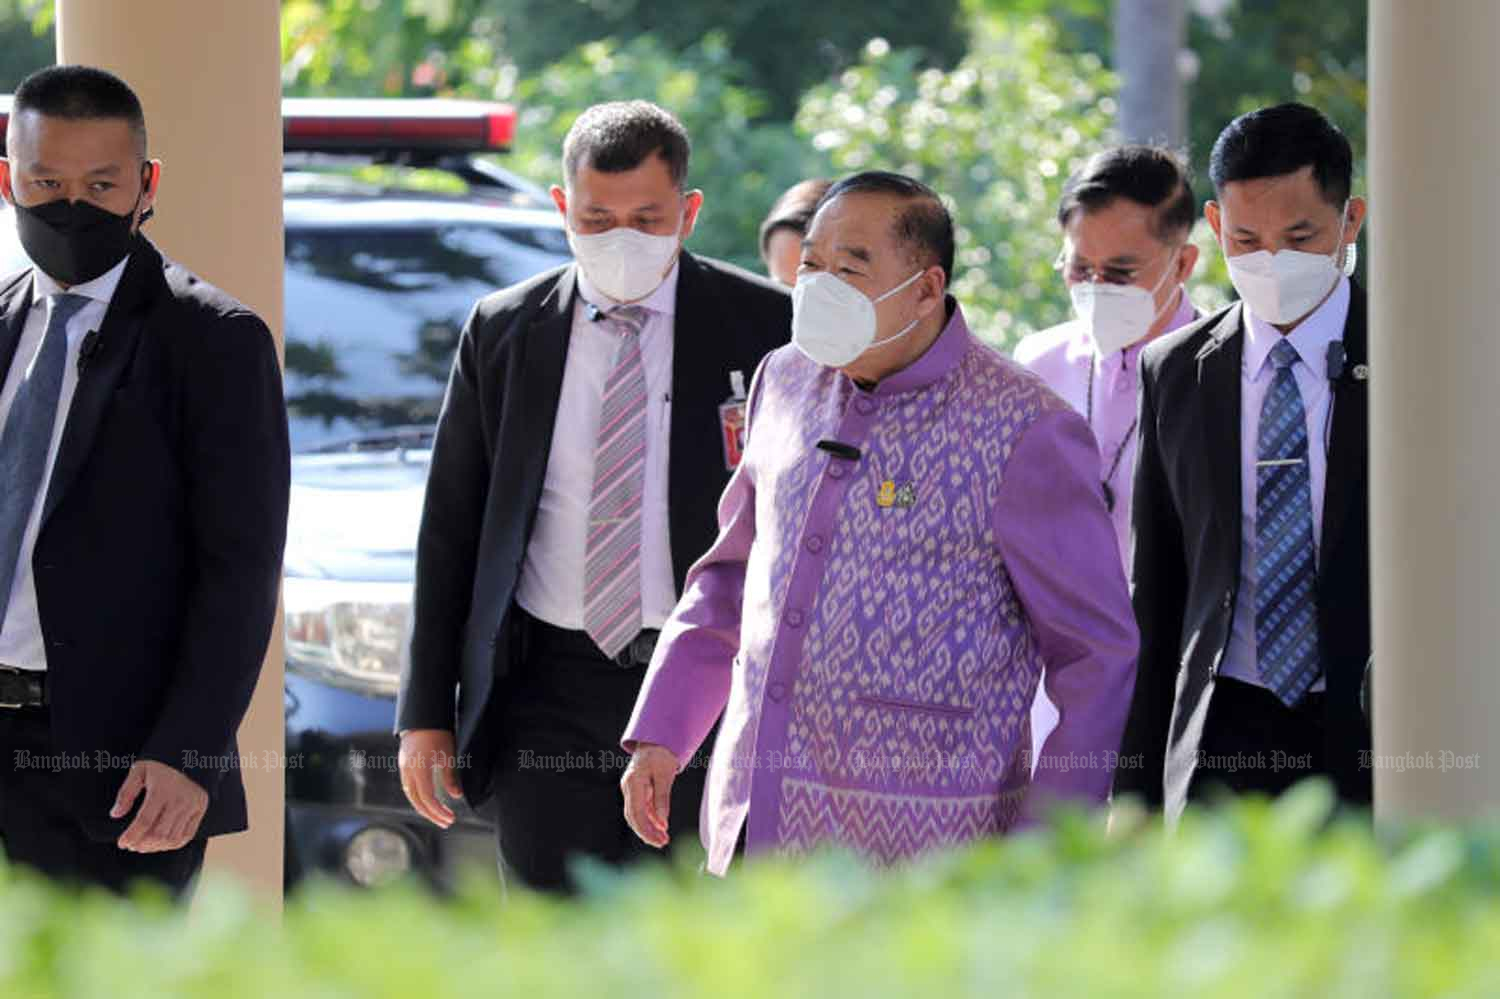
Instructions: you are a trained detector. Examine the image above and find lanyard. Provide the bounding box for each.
[1086,355,1138,514]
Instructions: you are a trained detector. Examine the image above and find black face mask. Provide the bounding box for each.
[12,168,151,287]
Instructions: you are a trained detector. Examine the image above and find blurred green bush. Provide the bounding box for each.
[5,782,1500,998]
[797,15,1117,348]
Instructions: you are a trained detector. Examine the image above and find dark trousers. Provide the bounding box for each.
[1188,677,1328,802]
[0,705,206,899]
[489,613,706,895]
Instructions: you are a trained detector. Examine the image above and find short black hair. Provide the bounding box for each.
[562,100,691,188]
[1057,145,1196,241]
[1209,102,1352,206]
[10,64,148,159]
[758,177,833,261]
[817,171,955,284]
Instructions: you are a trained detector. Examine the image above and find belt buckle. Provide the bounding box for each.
[0,665,40,708]
[613,631,657,669]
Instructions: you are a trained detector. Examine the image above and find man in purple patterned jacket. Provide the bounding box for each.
[620,172,1137,874]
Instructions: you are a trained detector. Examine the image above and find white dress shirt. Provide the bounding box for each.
[515,263,678,632]
[0,257,131,671]
[1220,275,1350,691]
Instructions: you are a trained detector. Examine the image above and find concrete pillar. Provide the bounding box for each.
[1113,0,1187,146]
[1369,0,1500,820]
[56,0,285,902]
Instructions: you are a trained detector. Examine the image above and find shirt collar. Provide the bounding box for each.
[575,257,680,318]
[30,254,131,310]
[1243,275,1351,379]
[862,297,972,397]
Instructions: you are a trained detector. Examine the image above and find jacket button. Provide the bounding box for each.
[856,398,876,415]
[805,535,825,554]
[768,682,788,703]
[828,464,845,480]
[785,609,804,628]
[1222,592,1233,610]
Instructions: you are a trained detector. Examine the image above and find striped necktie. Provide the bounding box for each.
[1254,338,1323,706]
[0,293,90,623]
[583,305,649,660]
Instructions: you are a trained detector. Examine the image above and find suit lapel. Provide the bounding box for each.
[1319,282,1368,566]
[41,242,160,526]
[667,253,727,572]
[0,273,34,389]
[511,265,576,517]
[1194,304,1245,547]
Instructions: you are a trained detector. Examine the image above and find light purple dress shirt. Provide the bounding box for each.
[622,304,1138,874]
[1219,276,1350,691]
[1014,289,1198,755]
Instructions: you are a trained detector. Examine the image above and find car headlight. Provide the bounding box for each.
[284,576,411,697]
[343,824,413,888]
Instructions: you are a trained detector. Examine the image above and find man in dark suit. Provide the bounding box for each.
[1117,103,1371,819]
[397,100,790,893]
[0,66,289,896]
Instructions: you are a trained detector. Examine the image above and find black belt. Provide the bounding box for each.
[0,664,47,708]
[520,612,659,669]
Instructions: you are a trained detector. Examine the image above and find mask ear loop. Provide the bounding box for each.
[1334,201,1356,276]
[1138,245,1184,333]
[137,163,156,225]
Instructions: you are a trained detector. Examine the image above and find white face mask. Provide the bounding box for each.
[1224,206,1351,325]
[569,220,683,304]
[791,269,924,368]
[1068,247,1181,357]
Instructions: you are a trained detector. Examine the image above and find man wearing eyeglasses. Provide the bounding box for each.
[1014,145,1201,566]
[1014,146,1200,766]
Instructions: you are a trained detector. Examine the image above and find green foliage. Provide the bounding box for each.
[1187,0,1367,184]
[504,33,833,273]
[0,0,53,93]
[6,785,1500,996]
[281,0,508,98]
[795,16,1117,348]
[485,0,967,119]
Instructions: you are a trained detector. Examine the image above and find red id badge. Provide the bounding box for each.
[719,397,747,470]
[719,369,749,470]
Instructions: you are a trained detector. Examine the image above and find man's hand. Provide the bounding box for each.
[621,743,680,849]
[112,760,209,853]
[399,729,462,829]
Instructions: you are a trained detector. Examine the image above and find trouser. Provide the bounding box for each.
[0,705,206,900]
[488,611,708,895]
[1188,677,1328,801]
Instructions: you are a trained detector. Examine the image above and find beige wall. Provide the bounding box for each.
[56,0,285,901]
[1369,0,1500,820]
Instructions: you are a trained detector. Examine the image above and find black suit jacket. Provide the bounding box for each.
[397,252,790,802]
[1116,283,1372,816]
[0,237,289,841]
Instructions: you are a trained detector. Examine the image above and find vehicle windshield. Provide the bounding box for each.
[286,221,568,452]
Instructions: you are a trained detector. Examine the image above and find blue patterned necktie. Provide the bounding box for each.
[1254,338,1322,706]
[0,292,90,623]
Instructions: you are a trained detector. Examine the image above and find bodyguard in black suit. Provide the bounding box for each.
[1117,104,1371,819]
[0,68,289,896]
[397,101,789,893]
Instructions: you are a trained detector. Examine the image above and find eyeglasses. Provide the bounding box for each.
[1055,245,1179,287]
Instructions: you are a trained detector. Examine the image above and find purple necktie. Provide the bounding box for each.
[583,305,649,659]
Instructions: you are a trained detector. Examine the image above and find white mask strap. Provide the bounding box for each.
[871,269,924,305]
